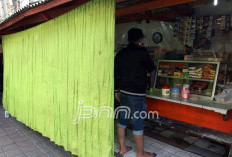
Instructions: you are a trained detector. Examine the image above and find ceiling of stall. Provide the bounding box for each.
[0,0,208,37]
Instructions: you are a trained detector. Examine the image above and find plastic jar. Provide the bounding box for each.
[162,84,171,96]
[171,87,180,97]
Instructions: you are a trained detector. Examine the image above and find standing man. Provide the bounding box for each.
[115,28,156,157]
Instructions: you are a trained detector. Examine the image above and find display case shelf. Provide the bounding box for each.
[158,75,214,82]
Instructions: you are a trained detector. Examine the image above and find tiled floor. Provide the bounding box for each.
[1,104,202,157]
[143,120,228,157]
[114,130,202,157]
[0,105,76,157]
[0,100,227,157]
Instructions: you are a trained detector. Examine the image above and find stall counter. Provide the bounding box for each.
[146,91,232,134]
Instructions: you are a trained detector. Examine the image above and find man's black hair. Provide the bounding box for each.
[128,28,145,43]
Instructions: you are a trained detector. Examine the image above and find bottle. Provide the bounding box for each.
[181,88,190,99]
[5,111,9,118]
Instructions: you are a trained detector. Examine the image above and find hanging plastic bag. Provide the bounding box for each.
[215,83,232,104]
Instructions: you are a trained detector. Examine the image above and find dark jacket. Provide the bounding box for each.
[114,43,155,94]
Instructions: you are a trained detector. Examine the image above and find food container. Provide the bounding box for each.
[189,67,196,70]
[162,84,171,96]
[181,88,190,99]
[183,84,190,89]
[171,87,180,97]
[168,71,174,76]
[174,72,181,77]
[183,72,189,78]
[193,82,208,90]
[176,84,182,89]
[182,69,189,73]
[216,86,223,94]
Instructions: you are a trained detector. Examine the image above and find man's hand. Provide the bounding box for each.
[115,92,121,102]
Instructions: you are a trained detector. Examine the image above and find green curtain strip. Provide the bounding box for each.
[2,0,115,156]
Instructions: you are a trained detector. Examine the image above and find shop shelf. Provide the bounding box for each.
[154,60,220,100]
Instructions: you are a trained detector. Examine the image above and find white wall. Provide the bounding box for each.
[115,20,184,51]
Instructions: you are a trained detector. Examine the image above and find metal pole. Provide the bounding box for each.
[2,0,8,19]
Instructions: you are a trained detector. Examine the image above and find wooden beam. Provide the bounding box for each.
[150,8,194,18]
[116,0,198,17]
[0,30,16,35]
[116,16,175,24]
[120,13,149,20]
[116,17,175,24]
[116,8,194,24]
[116,0,128,3]
[40,13,50,21]
[116,18,136,24]
[4,16,43,31]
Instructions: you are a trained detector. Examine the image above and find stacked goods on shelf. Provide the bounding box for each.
[189,67,202,79]
[159,63,170,69]
[202,64,216,80]
[193,81,209,90]
[182,69,189,78]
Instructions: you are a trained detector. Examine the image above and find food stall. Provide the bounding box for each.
[115,0,232,135]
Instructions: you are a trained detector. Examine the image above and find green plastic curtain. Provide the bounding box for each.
[2,0,115,156]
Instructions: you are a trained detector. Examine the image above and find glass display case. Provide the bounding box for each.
[154,60,220,100]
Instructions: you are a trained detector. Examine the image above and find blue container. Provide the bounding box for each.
[171,87,180,97]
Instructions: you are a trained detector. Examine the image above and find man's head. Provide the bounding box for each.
[128,28,145,43]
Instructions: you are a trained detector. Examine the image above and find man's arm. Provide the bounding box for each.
[114,54,120,101]
[144,51,156,89]
[114,55,120,93]
[144,50,155,72]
